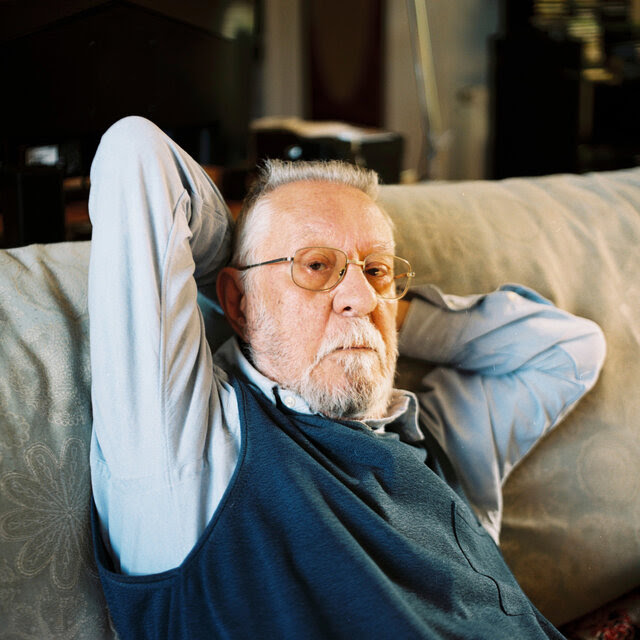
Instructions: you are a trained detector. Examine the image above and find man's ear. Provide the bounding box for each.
[216,267,248,339]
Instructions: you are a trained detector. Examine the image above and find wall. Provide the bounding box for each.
[385,0,499,180]
[260,0,304,118]
[259,0,499,181]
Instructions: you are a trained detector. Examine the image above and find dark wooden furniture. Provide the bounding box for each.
[490,0,640,178]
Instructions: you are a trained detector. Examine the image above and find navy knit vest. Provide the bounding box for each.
[93,375,564,639]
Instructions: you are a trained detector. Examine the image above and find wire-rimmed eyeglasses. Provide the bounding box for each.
[235,247,415,300]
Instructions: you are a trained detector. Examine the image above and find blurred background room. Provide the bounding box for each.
[1,0,639,247]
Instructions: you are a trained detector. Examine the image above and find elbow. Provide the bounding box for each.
[576,319,607,390]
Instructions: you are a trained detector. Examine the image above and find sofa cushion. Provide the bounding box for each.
[380,167,640,625]
[0,167,639,635]
[0,241,115,638]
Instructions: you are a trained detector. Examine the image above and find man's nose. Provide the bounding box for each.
[331,263,378,317]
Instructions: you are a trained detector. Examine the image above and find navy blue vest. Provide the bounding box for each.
[93,376,564,639]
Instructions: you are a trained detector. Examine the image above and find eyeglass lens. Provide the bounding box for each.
[291,247,411,299]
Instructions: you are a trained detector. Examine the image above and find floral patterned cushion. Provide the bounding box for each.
[0,241,115,638]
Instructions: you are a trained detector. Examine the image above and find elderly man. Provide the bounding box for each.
[88,117,605,639]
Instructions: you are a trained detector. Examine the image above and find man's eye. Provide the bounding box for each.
[307,260,329,271]
[365,264,390,278]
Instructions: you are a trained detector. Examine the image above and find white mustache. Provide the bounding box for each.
[313,320,386,366]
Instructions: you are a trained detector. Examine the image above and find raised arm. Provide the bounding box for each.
[88,117,234,573]
[398,284,606,539]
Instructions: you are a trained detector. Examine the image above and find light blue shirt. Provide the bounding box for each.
[88,116,606,576]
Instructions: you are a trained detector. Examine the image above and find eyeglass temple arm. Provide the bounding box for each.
[235,257,294,271]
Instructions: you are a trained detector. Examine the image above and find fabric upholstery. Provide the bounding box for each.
[0,241,114,637]
[381,167,640,625]
[0,167,638,637]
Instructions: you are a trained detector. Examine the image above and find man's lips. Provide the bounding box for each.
[336,345,374,350]
[330,345,377,355]
[313,342,384,368]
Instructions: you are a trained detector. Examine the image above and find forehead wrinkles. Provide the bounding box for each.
[277,216,395,258]
[262,190,395,254]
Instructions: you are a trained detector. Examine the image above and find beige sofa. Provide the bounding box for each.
[1,167,639,638]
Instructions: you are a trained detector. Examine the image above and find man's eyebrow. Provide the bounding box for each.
[369,242,396,253]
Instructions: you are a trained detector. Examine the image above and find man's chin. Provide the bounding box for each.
[301,353,394,421]
[313,350,383,387]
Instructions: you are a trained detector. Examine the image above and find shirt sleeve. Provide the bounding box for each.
[88,117,237,574]
[398,283,606,539]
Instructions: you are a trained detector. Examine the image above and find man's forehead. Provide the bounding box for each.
[263,180,391,225]
[265,202,393,252]
[291,220,395,253]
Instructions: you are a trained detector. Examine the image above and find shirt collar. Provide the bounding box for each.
[213,337,423,442]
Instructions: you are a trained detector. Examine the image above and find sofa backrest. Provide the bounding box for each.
[380,167,640,624]
[1,167,639,635]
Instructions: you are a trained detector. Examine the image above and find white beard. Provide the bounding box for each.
[245,294,398,420]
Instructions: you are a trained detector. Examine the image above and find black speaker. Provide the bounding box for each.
[254,126,403,185]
